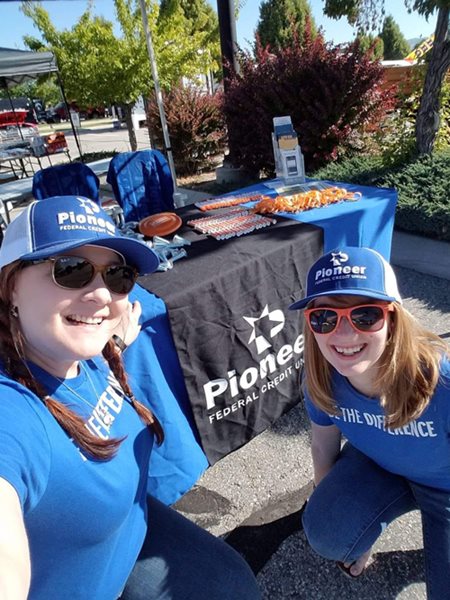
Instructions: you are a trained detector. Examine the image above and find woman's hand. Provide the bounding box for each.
[111,300,142,351]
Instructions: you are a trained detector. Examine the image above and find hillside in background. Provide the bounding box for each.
[407,37,422,49]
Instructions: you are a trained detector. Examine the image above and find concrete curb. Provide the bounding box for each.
[391,230,450,281]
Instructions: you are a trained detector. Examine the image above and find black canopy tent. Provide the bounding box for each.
[0,0,239,167]
[0,46,81,155]
[0,46,57,86]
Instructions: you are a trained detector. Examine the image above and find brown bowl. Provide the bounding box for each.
[138,212,182,237]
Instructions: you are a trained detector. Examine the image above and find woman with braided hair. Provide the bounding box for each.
[0,196,260,600]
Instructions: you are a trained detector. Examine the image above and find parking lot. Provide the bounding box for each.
[38,117,152,159]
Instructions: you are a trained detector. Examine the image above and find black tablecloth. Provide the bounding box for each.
[139,205,323,463]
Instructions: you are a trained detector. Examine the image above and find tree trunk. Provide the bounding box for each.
[415,6,450,155]
[144,98,157,149]
[123,103,138,151]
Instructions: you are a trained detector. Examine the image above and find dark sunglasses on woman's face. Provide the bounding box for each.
[27,255,139,295]
[304,303,394,335]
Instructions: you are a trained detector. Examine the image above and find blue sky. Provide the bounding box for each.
[1,0,437,51]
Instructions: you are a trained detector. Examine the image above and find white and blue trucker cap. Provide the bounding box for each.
[0,196,159,274]
[289,246,402,310]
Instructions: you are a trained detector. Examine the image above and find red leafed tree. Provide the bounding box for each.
[222,25,394,174]
[147,85,227,175]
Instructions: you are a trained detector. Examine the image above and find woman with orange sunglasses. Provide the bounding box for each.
[290,246,449,598]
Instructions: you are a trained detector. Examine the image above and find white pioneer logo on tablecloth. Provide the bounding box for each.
[203,303,303,422]
[243,304,285,354]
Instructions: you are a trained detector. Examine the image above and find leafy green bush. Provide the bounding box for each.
[147,85,227,175]
[222,27,393,174]
[311,150,450,242]
[435,80,450,151]
[310,154,387,186]
[381,151,450,241]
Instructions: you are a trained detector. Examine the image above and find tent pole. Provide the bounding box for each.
[138,0,178,191]
[57,72,83,159]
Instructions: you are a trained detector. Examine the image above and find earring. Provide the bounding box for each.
[10,305,19,318]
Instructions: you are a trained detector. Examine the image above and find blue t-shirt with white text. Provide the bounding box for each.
[305,356,450,490]
[0,357,153,599]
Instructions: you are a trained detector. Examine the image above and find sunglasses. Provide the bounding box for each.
[304,303,394,335]
[28,255,138,295]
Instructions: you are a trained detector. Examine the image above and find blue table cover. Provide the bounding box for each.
[125,284,208,505]
[240,179,398,259]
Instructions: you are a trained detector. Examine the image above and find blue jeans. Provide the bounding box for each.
[121,495,261,600]
[302,444,450,599]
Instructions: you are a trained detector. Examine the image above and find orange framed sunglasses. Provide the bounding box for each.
[304,303,395,335]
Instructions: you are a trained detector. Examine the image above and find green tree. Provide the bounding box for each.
[21,0,218,151]
[161,0,218,38]
[355,32,384,58]
[159,0,220,85]
[380,15,411,59]
[256,0,317,51]
[323,0,450,155]
[22,3,138,146]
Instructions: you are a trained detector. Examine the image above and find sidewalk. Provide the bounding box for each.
[391,230,450,281]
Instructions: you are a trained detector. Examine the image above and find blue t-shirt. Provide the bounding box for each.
[0,358,153,599]
[305,355,450,491]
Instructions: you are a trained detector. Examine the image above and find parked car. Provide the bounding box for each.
[46,102,106,123]
[0,121,38,143]
[0,96,42,124]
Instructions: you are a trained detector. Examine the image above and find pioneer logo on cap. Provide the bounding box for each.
[56,197,115,235]
[314,251,367,284]
[330,251,348,266]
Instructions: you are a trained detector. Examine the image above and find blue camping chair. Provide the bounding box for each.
[32,162,100,203]
[106,149,174,222]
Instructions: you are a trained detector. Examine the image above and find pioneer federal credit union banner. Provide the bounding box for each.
[141,206,323,464]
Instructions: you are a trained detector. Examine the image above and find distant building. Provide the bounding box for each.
[380,59,450,96]
[380,60,422,95]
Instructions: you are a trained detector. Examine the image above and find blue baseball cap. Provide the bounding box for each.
[0,196,159,274]
[289,246,402,310]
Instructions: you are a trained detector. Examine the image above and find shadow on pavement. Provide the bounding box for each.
[256,528,425,600]
[220,496,426,598]
[396,267,450,313]
[226,506,305,574]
